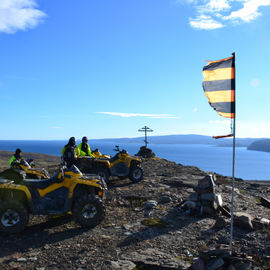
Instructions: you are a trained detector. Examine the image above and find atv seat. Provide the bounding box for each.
[22,174,59,189]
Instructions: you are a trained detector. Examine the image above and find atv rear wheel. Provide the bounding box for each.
[0,201,29,233]
[129,166,143,182]
[72,195,105,228]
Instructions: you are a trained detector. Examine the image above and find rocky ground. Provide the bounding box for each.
[0,155,270,269]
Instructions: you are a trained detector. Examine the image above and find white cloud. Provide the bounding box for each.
[224,0,270,22]
[250,78,260,87]
[97,112,181,119]
[0,0,46,34]
[206,0,230,12]
[182,0,270,30]
[193,107,198,112]
[51,126,63,129]
[189,15,224,29]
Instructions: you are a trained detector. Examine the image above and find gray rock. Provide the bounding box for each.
[214,216,227,229]
[144,200,158,209]
[234,212,254,230]
[184,200,197,209]
[160,195,172,203]
[17,257,27,262]
[105,260,136,270]
[200,193,215,201]
[123,248,190,269]
[188,192,198,201]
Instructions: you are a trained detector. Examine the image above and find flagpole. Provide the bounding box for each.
[229,52,236,254]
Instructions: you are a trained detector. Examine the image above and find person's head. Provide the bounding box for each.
[15,148,22,157]
[68,137,76,146]
[82,136,88,143]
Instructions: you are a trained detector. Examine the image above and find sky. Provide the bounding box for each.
[0,0,270,140]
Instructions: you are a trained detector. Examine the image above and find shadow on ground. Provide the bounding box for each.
[0,215,90,258]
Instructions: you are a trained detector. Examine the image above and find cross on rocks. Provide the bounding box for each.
[138,126,153,148]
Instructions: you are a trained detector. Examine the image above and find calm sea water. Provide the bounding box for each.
[0,140,269,181]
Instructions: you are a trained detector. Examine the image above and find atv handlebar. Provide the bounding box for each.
[113,145,127,154]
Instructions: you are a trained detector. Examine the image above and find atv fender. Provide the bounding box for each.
[0,186,33,212]
[93,159,111,169]
[0,184,32,201]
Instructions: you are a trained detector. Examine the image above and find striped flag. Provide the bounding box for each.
[202,55,235,118]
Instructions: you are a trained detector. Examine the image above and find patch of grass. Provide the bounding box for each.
[141,218,167,228]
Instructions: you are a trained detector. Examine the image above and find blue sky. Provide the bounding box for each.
[0,0,270,140]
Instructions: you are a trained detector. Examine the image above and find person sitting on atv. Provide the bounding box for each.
[78,136,93,157]
[61,137,80,167]
[9,148,23,166]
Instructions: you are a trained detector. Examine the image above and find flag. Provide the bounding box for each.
[202,55,235,118]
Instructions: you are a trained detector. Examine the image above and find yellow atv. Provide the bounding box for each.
[0,165,106,233]
[76,146,143,183]
[0,159,49,182]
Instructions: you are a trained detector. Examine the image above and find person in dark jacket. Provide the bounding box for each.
[9,148,23,166]
[61,137,80,167]
[78,136,93,157]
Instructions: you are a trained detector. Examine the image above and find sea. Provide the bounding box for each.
[0,140,269,181]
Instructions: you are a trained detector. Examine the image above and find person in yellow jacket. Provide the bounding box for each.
[61,137,80,167]
[9,148,23,166]
[78,136,93,157]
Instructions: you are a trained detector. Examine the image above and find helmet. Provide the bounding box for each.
[82,136,88,143]
[15,148,22,155]
[68,137,76,146]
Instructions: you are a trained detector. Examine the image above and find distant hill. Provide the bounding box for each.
[93,134,257,147]
[247,139,270,153]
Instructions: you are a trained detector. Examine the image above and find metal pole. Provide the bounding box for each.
[229,52,236,254]
[230,116,236,253]
[145,127,147,148]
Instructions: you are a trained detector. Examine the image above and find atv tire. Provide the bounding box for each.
[129,166,143,182]
[72,195,105,228]
[0,201,29,233]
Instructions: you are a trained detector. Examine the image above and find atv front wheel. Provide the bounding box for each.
[129,166,143,182]
[0,201,29,233]
[72,195,105,228]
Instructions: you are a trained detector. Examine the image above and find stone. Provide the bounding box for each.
[234,212,254,230]
[144,200,158,209]
[197,175,215,189]
[123,248,190,269]
[188,192,199,201]
[160,195,172,203]
[105,260,136,270]
[202,206,215,216]
[17,257,27,262]
[200,193,215,201]
[214,216,227,229]
[184,200,197,209]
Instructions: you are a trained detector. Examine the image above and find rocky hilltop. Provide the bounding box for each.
[0,153,270,269]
